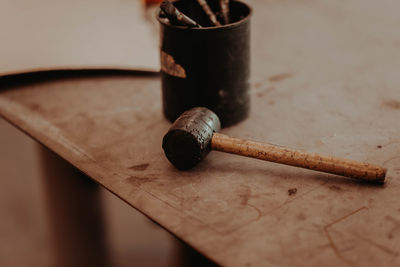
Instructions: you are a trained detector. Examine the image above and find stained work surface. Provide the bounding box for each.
[1,0,400,266]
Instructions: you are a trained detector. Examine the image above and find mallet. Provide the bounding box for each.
[162,107,386,182]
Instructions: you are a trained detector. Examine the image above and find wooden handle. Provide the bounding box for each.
[211,133,386,182]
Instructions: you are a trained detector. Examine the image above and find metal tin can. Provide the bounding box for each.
[157,0,252,127]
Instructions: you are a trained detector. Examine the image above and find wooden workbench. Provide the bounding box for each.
[1,0,400,266]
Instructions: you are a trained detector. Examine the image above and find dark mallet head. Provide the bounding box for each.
[162,107,221,170]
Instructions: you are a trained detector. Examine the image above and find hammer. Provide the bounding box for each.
[162,107,386,182]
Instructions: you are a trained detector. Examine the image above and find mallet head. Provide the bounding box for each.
[162,107,221,170]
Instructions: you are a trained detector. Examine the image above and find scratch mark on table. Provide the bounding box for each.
[224,181,328,234]
[382,156,400,167]
[133,183,222,234]
[246,203,262,222]
[127,175,158,186]
[385,215,400,240]
[269,72,293,82]
[283,180,328,205]
[352,232,398,256]
[380,139,400,149]
[323,206,367,266]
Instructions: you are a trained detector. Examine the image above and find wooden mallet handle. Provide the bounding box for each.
[211,133,386,182]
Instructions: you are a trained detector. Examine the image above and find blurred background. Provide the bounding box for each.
[0,117,179,267]
[0,0,184,265]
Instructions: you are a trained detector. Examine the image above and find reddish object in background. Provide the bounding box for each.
[145,0,163,5]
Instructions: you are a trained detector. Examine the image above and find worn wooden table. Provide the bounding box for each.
[1,0,400,266]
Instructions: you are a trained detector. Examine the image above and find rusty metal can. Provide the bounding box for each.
[157,0,252,127]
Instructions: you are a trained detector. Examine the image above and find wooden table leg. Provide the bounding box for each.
[38,145,109,267]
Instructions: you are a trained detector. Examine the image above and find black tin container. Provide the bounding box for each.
[157,0,252,127]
